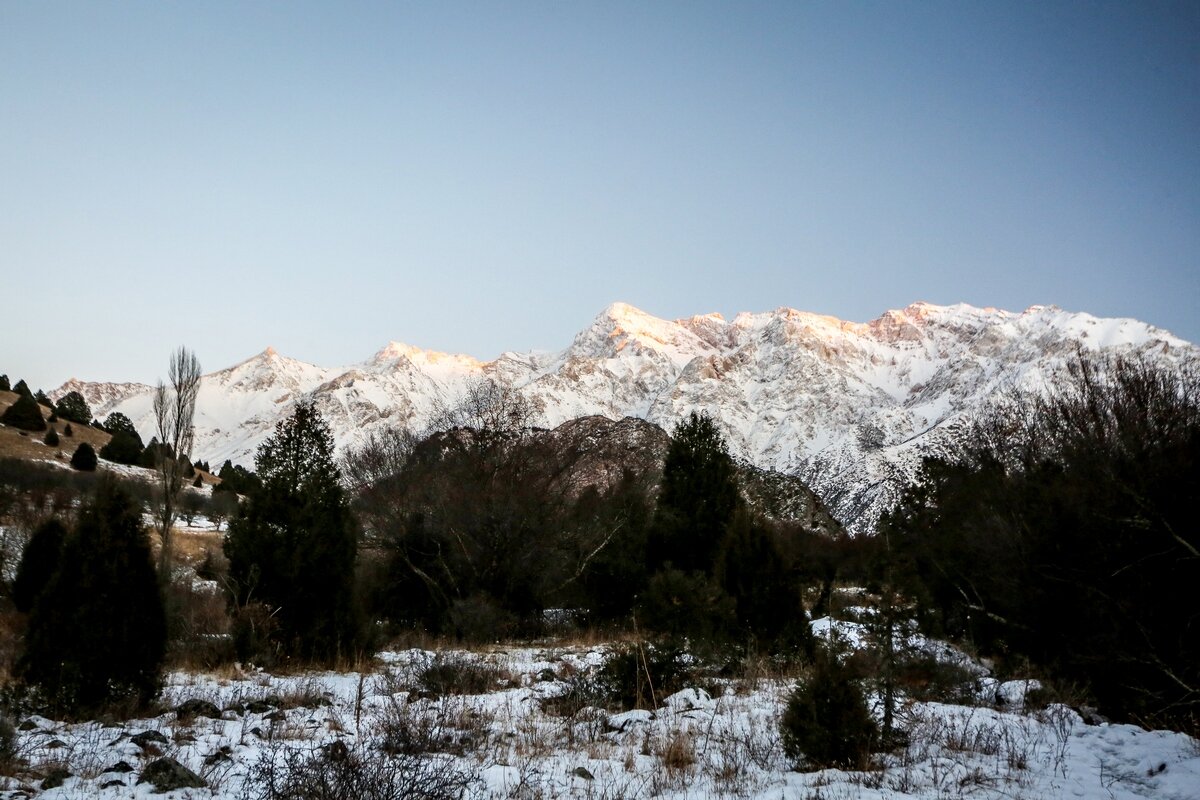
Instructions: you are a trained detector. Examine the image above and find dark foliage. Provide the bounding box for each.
[12,518,68,613]
[224,402,364,663]
[596,641,693,710]
[102,411,140,439]
[17,478,166,716]
[214,459,262,495]
[637,568,736,642]
[888,355,1200,729]
[648,412,740,574]
[718,510,814,653]
[0,375,9,392]
[1,393,47,432]
[34,389,52,408]
[70,442,97,471]
[11,380,31,399]
[42,427,59,447]
[781,646,878,770]
[100,431,144,465]
[53,391,91,424]
[62,422,73,437]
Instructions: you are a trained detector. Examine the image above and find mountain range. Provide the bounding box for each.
[55,302,1198,533]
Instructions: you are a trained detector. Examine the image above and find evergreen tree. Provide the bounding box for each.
[12,380,32,399]
[34,389,52,408]
[62,422,73,437]
[12,518,68,613]
[648,412,740,574]
[18,478,166,715]
[224,402,362,662]
[0,374,9,392]
[99,413,145,465]
[52,391,91,425]
[70,442,97,471]
[43,427,59,447]
[1,394,47,431]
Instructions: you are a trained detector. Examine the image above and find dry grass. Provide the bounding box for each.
[0,391,112,463]
[171,529,224,568]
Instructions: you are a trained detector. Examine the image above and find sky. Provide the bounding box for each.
[1,1,1197,391]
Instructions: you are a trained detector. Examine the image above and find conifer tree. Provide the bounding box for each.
[18,478,166,715]
[34,389,52,408]
[63,422,74,437]
[0,374,9,392]
[43,427,59,447]
[70,442,97,471]
[1,394,47,432]
[224,402,362,662]
[12,518,68,613]
[12,379,32,399]
[99,413,145,465]
[648,411,740,574]
[53,391,91,425]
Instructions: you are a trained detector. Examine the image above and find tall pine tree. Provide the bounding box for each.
[648,411,740,574]
[224,402,362,663]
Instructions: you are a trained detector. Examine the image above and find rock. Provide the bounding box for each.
[204,746,233,766]
[537,668,558,682]
[139,758,206,792]
[245,700,274,714]
[572,766,595,780]
[176,698,222,720]
[41,768,71,789]
[663,688,714,713]
[265,710,287,722]
[105,761,135,773]
[16,719,37,731]
[131,730,169,748]
[606,709,653,732]
[100,779,125,789]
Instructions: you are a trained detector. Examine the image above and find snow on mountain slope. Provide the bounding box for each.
[56,302,1198,533]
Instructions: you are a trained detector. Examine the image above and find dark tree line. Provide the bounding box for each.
[885,354,1199,729]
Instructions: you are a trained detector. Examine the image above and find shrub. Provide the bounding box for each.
[242,740,476,800]
[70,442,97,471]
[1,394,47,432]
[781,647,878,770]
[62,422,73,437]
[43,427,59,447]
[637,568,736,643]
[445,593,515,644]
[17,477,167,716]
[0,375,9,392]
[415,653,506,696]
[597,641,693,710]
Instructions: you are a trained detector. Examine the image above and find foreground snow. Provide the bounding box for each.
[4,638,1197,800]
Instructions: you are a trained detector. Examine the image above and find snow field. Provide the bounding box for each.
[5,636,1198,799]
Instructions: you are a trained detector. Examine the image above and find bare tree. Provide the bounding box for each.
[153,346,201,575]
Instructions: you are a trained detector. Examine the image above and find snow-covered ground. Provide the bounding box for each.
[5,623,1197,799]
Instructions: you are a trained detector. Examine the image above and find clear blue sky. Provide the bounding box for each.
[2,1,1197,391]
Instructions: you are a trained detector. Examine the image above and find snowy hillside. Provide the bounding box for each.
[56,302,1198,533]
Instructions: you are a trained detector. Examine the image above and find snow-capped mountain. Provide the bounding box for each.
[56,302,1198,533]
